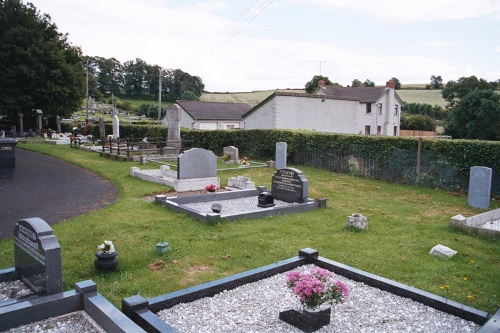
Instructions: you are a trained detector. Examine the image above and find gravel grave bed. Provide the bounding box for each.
[158,265,479,333]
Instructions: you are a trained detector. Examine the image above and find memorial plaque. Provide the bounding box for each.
[468,166,492,209]
[13,218,62,295]
[271,168,308,203]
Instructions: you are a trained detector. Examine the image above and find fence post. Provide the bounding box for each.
[416,138,422,184]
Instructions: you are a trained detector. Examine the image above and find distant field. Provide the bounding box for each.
[396,89,446,108]
[200,89,304,107]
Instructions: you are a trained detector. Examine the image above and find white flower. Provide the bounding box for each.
[98,240,115,254]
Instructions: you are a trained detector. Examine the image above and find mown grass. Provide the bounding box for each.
[1,143,499,314]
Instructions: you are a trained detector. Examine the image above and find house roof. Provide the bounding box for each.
[317,85,404,105]
[176,100,252,121]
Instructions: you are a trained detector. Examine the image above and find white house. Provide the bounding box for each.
[314,80,403,136]
[162,100,251,130]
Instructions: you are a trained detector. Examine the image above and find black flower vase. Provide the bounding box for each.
[94,251,119,271]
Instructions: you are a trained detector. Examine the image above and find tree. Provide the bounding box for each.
[403,103,445,120]
[304,75,334,93]
[364,79,375,87]
[445,89,500,140]
[0,0,85,126]
[442,76,492,108]
[390,77,401,90]
[181,91,198,101]
[428,75,443,89]
[351,79,362,87]
[401,114,435,131]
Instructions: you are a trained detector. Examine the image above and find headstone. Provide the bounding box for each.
[429,244,457,259]
[178,148,217,179]
[164,104,182,154]
[223,146,239,163]
[227,176,255,190]
[18,113,24,134]
[112,115,119,139]
[98,117,105,140]
[468,166,492,209]
[271,167,308,203]
[13,217,62,295]
[346,213,368,230]
[56,115,61,134]
[33,109,43,133]
[276,142,287,169]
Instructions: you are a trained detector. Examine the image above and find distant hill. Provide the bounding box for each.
[200,86,447,108]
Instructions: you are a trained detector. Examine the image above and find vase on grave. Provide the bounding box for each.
[94,251,119,271]
[279,304,331,333]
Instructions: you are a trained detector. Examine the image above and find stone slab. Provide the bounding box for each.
[468,166,492,209]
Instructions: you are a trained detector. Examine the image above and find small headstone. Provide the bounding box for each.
[429,244,457,259]
[112,115,120,139]
[275,142,287,169]
[56,115,61,134]
[13,217,62,295]
[271,167,308,203]
[33,109,43,133]
[468,166,492,209]
[223,146,239,163]
[258,192,275,208]
[98,117,105,140]
[346,213,368,230]
[177,148,217,179]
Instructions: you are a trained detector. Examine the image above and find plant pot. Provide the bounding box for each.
[94,251,119,271]
[279,304,331,333]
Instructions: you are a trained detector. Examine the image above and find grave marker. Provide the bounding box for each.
[164,104,182,154]
[13,217,62,295]
[468,166,492,209]
[112,115,119,139]
[275,142,287,169]
[56,115,61,134]
[178,148,217,179]
[223,146,239,163]
[98,117,105,140]
[271,167,308,203]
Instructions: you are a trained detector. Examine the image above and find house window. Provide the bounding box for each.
[366,103,372,114]
[365,125,371,135]
[394,105,399,115]
[377,126,381,135]
[394,126,398,136]
[377,103,382,115]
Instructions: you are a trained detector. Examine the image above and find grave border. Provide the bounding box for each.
[0,279,144,332]
[122,248,494,333]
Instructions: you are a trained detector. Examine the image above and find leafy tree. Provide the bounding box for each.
[0,0,85,126]
[442,76,492,108]
[445,89,500,140]
[428,75,443,89]
[164,69,204,101]
[401,114,435,131]
[403,103,445,120]
[390,77,401,90]
[305,75,333,93]
[351,79,362,87]
[181,91,198,101]
[364,79,375,87]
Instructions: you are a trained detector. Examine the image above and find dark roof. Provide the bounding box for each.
[318,85,404,104]
[176,100,252,120]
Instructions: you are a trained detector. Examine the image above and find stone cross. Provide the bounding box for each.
[164,104,182,154]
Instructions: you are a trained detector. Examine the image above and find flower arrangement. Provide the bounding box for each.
[98,240,116,254]
[206,184,218,192]
[222,154,232,162]
[240,156,249,165]
[286,267,349,310]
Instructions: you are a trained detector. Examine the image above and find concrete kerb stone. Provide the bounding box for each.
[122,248,494,333]
[0,280,145,332]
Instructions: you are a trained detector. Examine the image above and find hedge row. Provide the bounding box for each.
[90,124,500,195]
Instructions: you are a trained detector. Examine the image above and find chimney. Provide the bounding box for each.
[318,80,325,87]
[386,80,395,89]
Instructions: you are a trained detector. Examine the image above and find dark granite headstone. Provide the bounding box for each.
[468,166,492,209]
[13,217,62,295]
[271,168,308,203]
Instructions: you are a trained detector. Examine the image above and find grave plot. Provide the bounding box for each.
[155,167,327,223]
[451,208,500,237]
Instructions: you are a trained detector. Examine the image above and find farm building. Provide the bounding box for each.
[162,100,251,130]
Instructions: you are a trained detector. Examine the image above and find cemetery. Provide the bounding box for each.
[1,136,499,332]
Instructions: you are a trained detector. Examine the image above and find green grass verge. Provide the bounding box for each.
[1,143,499,314]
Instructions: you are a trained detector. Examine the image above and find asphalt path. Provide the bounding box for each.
[0,147,118,240]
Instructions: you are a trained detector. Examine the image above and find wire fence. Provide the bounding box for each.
[292,142,499,196]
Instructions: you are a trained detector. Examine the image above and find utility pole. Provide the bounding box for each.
[158,69,162,123]
[86,60,89,124]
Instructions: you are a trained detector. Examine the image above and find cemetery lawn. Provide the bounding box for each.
[1,143,499,314]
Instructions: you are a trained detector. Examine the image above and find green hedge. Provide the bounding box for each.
[90,124,500,195]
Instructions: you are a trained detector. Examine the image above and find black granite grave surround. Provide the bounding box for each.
[122,248,494,333]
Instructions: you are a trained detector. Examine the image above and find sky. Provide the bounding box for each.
[31,0,500,92]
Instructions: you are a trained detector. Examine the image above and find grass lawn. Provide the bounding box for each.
[0,143,499,314]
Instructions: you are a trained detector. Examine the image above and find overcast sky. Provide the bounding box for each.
[31,0,500,92]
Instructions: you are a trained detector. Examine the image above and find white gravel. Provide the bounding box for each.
[479,219,500,230]
[158,265,479,333]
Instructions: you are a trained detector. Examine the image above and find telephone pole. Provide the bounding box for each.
[158,69,162,122]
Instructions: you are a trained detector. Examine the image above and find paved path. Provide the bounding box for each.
[0,147,118,240]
